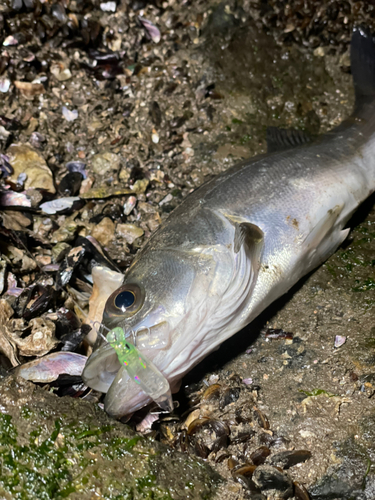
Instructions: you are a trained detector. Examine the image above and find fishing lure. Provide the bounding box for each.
[106,326,173,412]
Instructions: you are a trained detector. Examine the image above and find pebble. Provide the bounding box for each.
[90,217,115,247]
[7,144,55,193]
[0,78,11,93]
[117,223,144,244]
[159,194,173,206]
[92,152,120,175]
[62,106,78,121]
[123,196,137,215]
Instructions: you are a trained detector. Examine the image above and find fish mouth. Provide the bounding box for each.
[82,319,174,417]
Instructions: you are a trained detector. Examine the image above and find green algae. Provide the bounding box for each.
[299,389,338,398]
[0,413,152,500]
[0,377,220,500]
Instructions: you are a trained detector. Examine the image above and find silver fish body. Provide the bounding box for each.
[82,28,375,418]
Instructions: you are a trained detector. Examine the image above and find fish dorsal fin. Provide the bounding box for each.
[266,126,312,153]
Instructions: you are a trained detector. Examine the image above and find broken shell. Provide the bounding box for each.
[0,191,31,208]
[334,335,346,348]
[201,383,221,402]
[11,317,59,357]
[187,417,210,435]
[85,265,124,345]
[14,352,87,383]
[220,387,240,408]
[294,481,310,500]
[231,431,254,444]
[228,457,239,470]
[139,17,161,43]
[232,464,257,478]
[58,172,83,196]
[211,434,228,453]
[253,408,270,430]
[62,106,78,121]
[194,440,210,459]
[116,223,144,244]
[0,78,11,93]
[270,450,312,469]
[60,324,91,352]
[249,446,271,466]
[40,197,81,214]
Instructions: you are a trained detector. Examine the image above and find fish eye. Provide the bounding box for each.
[105,283,144,317]
[115,290,135,311]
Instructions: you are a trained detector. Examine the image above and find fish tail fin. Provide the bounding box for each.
[351,26,375,112]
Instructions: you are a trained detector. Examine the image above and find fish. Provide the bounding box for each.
[82,27,375,418]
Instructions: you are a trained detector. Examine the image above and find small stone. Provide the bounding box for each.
[131,178,149,194]
[62,106,78,121]
[242,377,253,385]
[252,465,293,499]
[92,152,120,175]
[14,81,45,98]
[123,196,137,215]
[117,223,144,244]
[3,35,18,46]
[159,194,173,206]
[0,78,11,93]
[7,145,55,193]
[100,1,116,11]
[51,220,78,243]
[90,217,115,247]
[314,47,325,57]
[50,63,72,81]
[119,167,131,183]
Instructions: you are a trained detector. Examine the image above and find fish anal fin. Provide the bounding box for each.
[303,204,344,250]
[266,127,313,153]
[303,205,349,267]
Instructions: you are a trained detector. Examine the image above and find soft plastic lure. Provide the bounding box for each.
[106,327,173,412]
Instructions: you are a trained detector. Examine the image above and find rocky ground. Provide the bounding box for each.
[0,0,374,498]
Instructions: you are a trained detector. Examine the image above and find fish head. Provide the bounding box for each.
[82,244,237,416]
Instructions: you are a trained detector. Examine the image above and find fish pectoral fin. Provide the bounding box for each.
[234,221,264,256]
[302,204,349,266]
[266,126,313,153]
